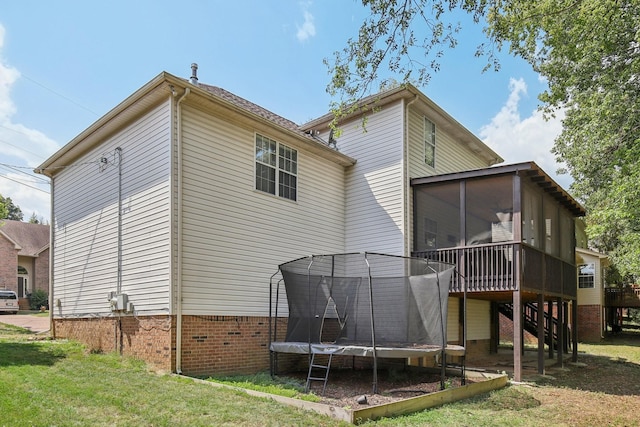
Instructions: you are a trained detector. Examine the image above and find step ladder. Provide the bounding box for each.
[305,352,333,395]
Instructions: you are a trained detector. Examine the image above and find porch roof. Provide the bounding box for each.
[411,161,585,217]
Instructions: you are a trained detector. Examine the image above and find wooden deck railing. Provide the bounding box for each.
[414,242,577,299]
[413,243,516,293]
[605,287,640,308]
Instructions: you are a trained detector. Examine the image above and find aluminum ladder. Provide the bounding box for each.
[305,352,333,395]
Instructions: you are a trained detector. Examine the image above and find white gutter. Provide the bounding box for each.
[175,87,190,374]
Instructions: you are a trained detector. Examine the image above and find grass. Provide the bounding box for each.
[207,372,321,402]
[1,317,639,426]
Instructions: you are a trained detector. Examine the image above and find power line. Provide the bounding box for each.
[0,135,52,160]
[0,174,50,194]
[0,163,50,183]
[21,73,100,117]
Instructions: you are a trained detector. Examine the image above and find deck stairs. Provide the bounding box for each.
[499,302,561,350]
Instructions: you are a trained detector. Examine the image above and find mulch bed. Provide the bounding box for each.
[287,367,472,407]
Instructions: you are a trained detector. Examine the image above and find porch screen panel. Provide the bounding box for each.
[413,182,460,252]
[522,184,542,249]
[465,176,513,245]
[543,194,559,257]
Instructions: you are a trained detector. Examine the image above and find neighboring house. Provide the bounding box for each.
[36,67,580,381]
[575,247,609,342]
[0,220,50,309]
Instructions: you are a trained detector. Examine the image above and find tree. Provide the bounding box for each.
[0,194,23,221]
[327,0,640,280]
[28,212,41,224]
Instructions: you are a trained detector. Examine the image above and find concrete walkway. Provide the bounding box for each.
[0,313,50,333]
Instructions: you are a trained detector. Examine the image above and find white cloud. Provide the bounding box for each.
[479,77,572,190]
[0,24,58,220]
[296,4,316,42]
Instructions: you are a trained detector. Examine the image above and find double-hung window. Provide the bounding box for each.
[424,117,436,168]
[255,134,297,201]
[578,263,595,288]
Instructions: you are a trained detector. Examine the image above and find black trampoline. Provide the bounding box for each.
[269,252,465,393]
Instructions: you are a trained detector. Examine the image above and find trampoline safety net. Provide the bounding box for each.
[277,253,455,348]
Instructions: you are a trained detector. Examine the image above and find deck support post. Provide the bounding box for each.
[572,299,578,362]
[513,288,522,382]
[557,297,564,367]
[537,293,545,375]
[547,301,554,359]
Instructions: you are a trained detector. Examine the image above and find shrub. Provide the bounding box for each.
[28,289,49,311]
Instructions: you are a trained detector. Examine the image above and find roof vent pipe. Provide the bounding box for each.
[190,63,199,85]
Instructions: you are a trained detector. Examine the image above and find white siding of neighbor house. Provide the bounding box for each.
[52,101,172,317]
[334,101,406,255]
[179,105,345,316]
[466,299,491,340]
[577,253,604,306]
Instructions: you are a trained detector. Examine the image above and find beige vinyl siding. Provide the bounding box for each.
[407,107,488,179]
[407,107,490,252]
[466,299,491,340]
[577,253,603,306]
[337,101,406,254]
[52,101,172,316]
[447,297,460,342]
[180,105,345,316]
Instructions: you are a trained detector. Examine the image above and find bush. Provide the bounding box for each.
[28,289,49,311]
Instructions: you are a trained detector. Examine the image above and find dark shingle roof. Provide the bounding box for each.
[197,82,329,144]
[0,220,50,256]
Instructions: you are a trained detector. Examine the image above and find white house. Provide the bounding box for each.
[37,67,581,379]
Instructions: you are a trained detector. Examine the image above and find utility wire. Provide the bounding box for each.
[0,174,49,193]
[21,73,100,117]
[0,163,50,182]
[0,135,51,160]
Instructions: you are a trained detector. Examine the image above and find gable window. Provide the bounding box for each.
[578,263,595,288]
[424,117,436,168]
[255,134,297,201]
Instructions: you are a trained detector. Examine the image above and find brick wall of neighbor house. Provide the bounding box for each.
[54,316,174,371]
[34,249,50,293]
[0,237,18,292]
[577,305,602,342]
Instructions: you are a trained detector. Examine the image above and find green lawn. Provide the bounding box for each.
[1,319,639,426]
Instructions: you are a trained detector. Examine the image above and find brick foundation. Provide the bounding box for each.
[577,305,602,342]
[54,316,174,372]
[53,314,498,377]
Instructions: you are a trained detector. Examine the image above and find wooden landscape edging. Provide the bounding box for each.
[182,372,508,424]
[351,373,508,423]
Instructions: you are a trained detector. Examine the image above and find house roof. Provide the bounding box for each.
[301,84,504,167]
[411,161,586,217]
[36,72,356,176]
[0,220,50,257]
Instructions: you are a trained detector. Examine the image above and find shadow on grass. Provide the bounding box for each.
[0,341,67,367]
[534,333,640,397]
[0,324,66,367]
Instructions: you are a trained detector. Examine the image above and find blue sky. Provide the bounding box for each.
[0,1,568,220]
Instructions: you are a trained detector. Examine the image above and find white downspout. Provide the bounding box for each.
[48,176,55,336]
[175,87,190,374]
[404,95,419,256]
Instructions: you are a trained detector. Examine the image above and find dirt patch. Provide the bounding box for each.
[287,367,472,407]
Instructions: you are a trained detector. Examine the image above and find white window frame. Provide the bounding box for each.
[255,133,298,201]
[424,117,436,168]
[578,263,595,289]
